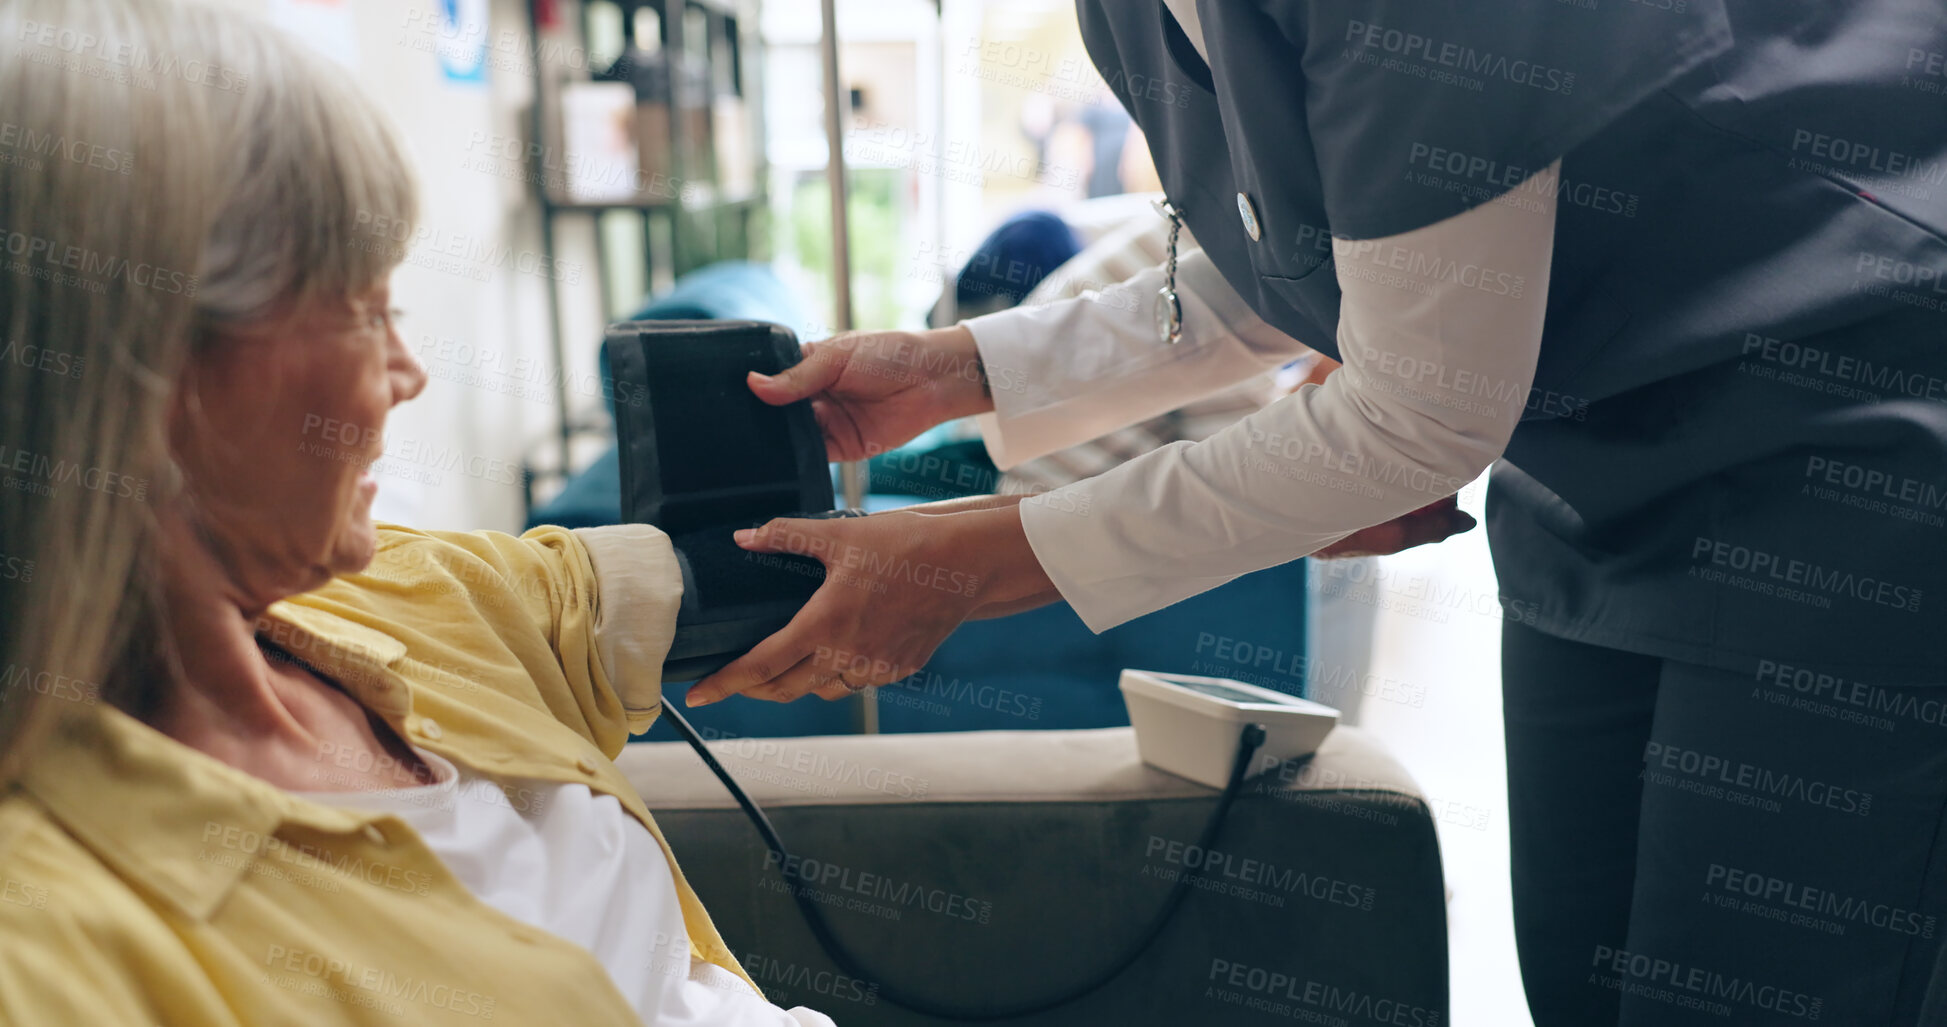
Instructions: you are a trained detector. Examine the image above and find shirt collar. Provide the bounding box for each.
[254,599,412,720]
[18,602,412,922]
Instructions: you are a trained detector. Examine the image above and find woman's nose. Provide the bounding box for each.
[390,334,429,405]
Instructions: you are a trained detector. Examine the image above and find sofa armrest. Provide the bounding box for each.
[616,726,1447,1026]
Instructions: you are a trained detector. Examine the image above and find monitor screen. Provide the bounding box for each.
[1165,676,1301,705]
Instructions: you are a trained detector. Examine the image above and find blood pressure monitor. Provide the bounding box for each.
[1119,669,1340,788]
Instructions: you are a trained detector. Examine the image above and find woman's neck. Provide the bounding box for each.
[143,510,428,790]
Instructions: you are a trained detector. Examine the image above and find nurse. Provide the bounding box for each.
[693,2,1947,1024]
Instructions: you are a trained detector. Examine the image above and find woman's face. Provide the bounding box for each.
[171,278,427,601]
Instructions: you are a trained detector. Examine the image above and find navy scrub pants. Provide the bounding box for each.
[1501,620,1947,1026]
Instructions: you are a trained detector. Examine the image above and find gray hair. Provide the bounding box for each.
[0,0,418,777]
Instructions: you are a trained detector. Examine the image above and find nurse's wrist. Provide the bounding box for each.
[921,323,996,419]
[956,501,1056,614]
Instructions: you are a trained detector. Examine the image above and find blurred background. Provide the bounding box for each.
[238,0,1151,533]
[234,2,1531,1022]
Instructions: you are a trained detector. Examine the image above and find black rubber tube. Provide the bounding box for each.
[663,703,1269,1021]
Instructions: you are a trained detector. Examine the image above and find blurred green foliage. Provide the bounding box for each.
[790,168,906,332]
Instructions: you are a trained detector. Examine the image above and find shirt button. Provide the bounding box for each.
[361,824,386,846]
[1237,192,1262,242]
[417,718,443,741]
[576,756,600,776]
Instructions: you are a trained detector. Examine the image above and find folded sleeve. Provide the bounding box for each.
[965,246,1313,469]
[1024,164,1560,631]
[353,524,681,751]
[572,525,683,735]
[1271,0,1729,239]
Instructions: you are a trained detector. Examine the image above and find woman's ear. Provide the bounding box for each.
[164,319,283,480]
[163,327,251,499]
[164,346,208,473]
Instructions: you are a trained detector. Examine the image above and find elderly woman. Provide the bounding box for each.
[0,2,829,1024]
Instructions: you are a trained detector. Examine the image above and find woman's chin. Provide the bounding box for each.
[328,475,383,574]
[327,517,381,576]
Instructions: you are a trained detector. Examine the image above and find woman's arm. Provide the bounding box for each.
[338,525,683,748]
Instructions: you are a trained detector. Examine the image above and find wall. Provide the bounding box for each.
[243,0,607,533]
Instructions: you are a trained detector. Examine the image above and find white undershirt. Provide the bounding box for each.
[1160,0,1208,60]
[303,749,832,1027]
[965,160,1559,630]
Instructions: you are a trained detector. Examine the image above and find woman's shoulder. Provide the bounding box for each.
[363,523,545,582]
[0,793,147,951]
[320,524,588,618]
[0,788,94,876]
[289,524,645,751]
[0,795,206,1021]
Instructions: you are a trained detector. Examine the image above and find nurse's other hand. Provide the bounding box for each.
[746,325,993,463]
[1314,497,1476,559]
[685,496,1054,706]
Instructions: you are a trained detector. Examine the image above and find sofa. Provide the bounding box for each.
[616,725,1448,1026]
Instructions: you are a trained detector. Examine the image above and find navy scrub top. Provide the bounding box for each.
[1080,0,1947,685]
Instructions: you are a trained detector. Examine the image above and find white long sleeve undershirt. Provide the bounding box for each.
[963,164,1559,632]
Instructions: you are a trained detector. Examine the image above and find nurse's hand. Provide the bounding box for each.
[1313,497,1476,559]
[747,325,993,462]
[685,494,1056,706]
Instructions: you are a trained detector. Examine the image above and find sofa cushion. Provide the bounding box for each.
[617,726,1448,1026]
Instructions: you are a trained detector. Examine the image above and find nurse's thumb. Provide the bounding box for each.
[749,343,844,406]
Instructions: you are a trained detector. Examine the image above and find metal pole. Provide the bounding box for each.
[819,0,878,734]
[819,0,853,338]
[528,1,573,493]
[817,0,866,513]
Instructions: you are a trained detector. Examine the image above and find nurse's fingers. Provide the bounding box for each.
[735,655,814,703]
[742,658,856,704]
[687,612,823,706]
[810,679,862,702]
[748,337,847,406]
[1316,497,1475,559]
[733,515,839,559]
[1297,354,1341,390]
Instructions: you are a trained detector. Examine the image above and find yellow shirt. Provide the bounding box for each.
[0,524,756,1025]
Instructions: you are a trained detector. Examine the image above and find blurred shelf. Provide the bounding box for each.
[523,0,770,507]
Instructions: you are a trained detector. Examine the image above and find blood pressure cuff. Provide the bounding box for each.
[604,320,851,682]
